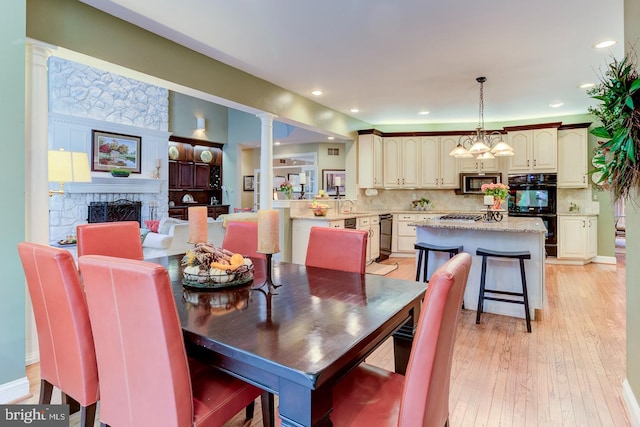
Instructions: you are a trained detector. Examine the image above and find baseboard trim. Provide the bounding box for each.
[623,379,640,427]
[25,350,40,366]
[593,255,617,265]
[0,376,30,404]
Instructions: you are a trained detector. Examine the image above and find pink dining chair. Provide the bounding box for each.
[76,221,144,260]
[329,252,472,427]
[78,254,271,427]
[17,243,99,427]
[222,221,265,259]
[305,227,368,274]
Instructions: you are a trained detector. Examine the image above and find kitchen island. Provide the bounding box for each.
[414,216,546,320]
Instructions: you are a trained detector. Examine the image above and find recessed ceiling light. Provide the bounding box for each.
[350,108,360,113]
[327,136,335,140]
[594,40,616,49]
[418,111,430,115]
[311,90,323,96]
[579,83,595,89]
[274,141,281,145]
[549,102,564,108]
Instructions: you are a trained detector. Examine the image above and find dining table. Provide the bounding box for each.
[149,254,427,427]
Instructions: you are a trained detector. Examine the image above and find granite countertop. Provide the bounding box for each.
[412,216,546,234]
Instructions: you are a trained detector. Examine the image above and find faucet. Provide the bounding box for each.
[338,199,355,214]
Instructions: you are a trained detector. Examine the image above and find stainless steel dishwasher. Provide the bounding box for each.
[378,214,393,261]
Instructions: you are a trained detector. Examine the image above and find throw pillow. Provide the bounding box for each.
[144,220,160,233]
[158,217,187,235]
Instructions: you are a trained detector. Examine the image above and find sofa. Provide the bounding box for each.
[141,212,258,259]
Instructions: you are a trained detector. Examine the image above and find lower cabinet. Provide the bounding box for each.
[168,205,229,220]
[392,213,440,254]
[357,216,380,264]
[557,215,597,261]
[291,219,344,265]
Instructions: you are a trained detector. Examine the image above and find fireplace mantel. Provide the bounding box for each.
[66,177,165,194]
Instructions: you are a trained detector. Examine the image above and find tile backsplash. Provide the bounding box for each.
[357,189,488,212]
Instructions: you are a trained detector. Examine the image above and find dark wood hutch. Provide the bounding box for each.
[168,135,229,219]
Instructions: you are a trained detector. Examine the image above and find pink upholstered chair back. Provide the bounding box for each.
[222,221,265,259]
[17,242,99,407]
[79,255,193,427]
[399,252,471,427]
[305,227,368,274]
[76,221,144,260]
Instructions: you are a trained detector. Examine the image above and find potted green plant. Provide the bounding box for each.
[110,168,131,177]
[588,54,640,201]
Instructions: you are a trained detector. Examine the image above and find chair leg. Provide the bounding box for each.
[415,249,424,281]
[260,392,275,427]
[423,251,430,283]
[245,400,256,420]
[520,258,532,333]
[81,402,98,427]
[39,379,53,404]
[62,392,80,414]
[476,256,487,324]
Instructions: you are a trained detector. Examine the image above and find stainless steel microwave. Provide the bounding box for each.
[459,173,503,194]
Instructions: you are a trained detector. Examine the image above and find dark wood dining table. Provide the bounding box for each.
[149,254,426,427]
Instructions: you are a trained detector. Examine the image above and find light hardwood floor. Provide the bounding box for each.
[19,253,629,426]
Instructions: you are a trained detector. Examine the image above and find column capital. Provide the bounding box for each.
[257,112,278,123]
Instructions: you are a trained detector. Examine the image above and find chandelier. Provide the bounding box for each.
[449,77,514,159]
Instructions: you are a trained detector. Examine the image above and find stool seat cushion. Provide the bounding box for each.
[476,248,531,259]
[415,243,463,253]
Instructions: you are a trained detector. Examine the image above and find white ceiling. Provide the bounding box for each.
[81,0,624,140]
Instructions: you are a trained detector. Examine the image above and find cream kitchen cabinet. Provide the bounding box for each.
[420,136,459,189]
[291,218,344,265]
[558,127,589,188]
[383,137,420,188]
[358,215,380,264]
[358,132,384,188]
[392,213,440,254]
[557,215,597,261]
[508,127,558,173]
[459,154,500,173]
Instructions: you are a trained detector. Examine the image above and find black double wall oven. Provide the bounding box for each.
[507,173,557,256]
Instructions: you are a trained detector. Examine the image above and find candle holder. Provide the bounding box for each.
[259,253,281,294]
[299,183,305,200]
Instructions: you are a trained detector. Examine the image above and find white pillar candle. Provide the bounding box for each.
[484,195,494,205]
[258,209,280,254]
[334,176,341,187]
[188,206,208,244]
[299,172,306,185]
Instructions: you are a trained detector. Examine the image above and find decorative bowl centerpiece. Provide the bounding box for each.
[110,169,130,178]
[309,200,329,216]
[181,243,254,289]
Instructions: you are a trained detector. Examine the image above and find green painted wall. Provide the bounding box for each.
[0,0,26,388]
[624,0,640,411]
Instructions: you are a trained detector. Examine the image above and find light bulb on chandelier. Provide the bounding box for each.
[449,77,514,159]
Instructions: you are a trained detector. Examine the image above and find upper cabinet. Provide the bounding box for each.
[383,136,420,188]
[168,136,223,207]
[507,124,559,173]
[358,132,384,188]
[557,125,590,188]
[420,136,459,188]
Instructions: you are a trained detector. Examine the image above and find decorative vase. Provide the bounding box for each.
[492,196,503,211]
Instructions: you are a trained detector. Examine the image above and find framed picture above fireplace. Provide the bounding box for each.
[91,129,142,173]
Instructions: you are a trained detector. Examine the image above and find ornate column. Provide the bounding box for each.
[258,113,276,210]
[25,40,52,245]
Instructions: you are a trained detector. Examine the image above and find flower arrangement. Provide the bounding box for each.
[481,183,509,199]
[410,197,431,210]
[279,180,294,199]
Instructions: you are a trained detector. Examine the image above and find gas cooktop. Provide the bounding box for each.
[439,213,483,221]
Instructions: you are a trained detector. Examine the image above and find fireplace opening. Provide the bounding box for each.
[88,200,142,225]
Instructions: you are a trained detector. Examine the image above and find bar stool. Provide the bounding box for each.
[475,248,532,333]
[414,242,463,282]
